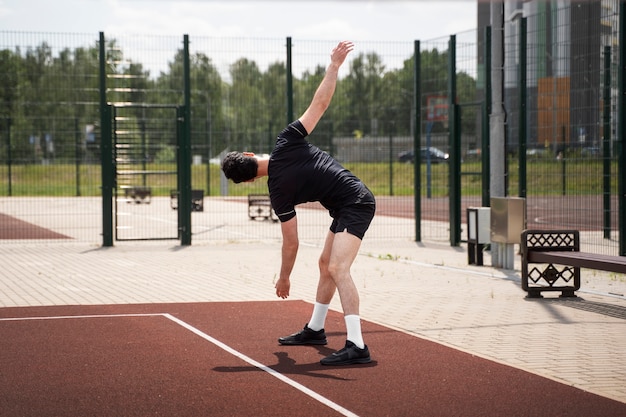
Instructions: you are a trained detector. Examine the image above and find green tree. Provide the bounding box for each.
[189,52,224,157]
[261,61,287,153]
[341,52,386,137]
[0,48,25,161]
[153,49,224,159]
[0,49,22,117]
[228,58,266,152]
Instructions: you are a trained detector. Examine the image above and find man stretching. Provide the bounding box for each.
[221,41,375,365]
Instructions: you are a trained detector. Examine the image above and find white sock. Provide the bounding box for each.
[307,302,329,331]
[344,314,365,349]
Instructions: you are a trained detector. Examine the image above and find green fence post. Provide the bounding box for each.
[6,118,12,196]
[414,40,421,242]
[177,106,184,238]
[615,1,626,256]
[448,34,461,247]
[286,37,294,125]
[518,17,527,199]
[206,105,212,196]
[99,32,113,247]
[140,117,147,187]
[179,34,192,246]
[603,46,612,240]
[482,26,491,208]
[75,117,81,197]
[388,122,394,196]
[561,158,566,196]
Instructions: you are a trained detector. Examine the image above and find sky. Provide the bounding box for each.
[0,0,477,42]
[0,0,478,79]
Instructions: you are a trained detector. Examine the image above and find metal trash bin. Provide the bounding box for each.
[467,207,490,266]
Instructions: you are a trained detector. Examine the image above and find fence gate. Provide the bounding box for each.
[113,104,180,241]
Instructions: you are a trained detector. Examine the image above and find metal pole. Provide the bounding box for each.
[388,123,394,196]
[286,37,294,124]
[75,117,81,197]
[206,99,212,196]
[6,118,12,196]
[448,34,461,246]
[99,32,114,247]
[414,40,421,242]
[490,2,506,199]
[140,115,147,186]
[490,1,507,267]
[482,26,492,207]
[426,122,433,198]
[180,34,192,245]
[518,17,527,199]
[603,46,612,239]
[619,2,626,255]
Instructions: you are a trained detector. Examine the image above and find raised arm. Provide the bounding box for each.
[298,41,354,134]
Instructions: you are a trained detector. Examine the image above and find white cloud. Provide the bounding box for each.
[0,0,476,42]
[0,1,11,19]
[0,0,476,79]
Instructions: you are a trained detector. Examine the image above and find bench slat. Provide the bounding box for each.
[527,250,626,274]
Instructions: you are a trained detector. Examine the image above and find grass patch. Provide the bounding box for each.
[0,158,618,197]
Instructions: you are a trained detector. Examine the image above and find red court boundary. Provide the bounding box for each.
[1,301,625,416]
[0,213,70,240]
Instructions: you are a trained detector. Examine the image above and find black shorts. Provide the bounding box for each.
[329,189,376,240]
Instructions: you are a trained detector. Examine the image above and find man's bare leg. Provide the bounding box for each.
[326,230,362,316]
[318,230,371,365]
[316,230,338,304]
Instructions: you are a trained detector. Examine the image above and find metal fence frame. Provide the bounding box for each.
[0,1,625,257]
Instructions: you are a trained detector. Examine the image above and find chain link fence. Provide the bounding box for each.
[1,2,624,256]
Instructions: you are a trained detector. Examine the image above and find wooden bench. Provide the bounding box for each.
[248,194,278,222]
[122,186,152,204]
[170,190,204,212]
[521,229,626,298]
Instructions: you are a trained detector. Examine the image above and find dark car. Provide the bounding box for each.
[398,147,450,164]
[581,146,600,157]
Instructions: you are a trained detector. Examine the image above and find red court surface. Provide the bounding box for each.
[0,213,70,240]
[1,300,625,417]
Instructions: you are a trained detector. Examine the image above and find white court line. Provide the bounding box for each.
[0,313,161,322]
[164,313,360,417]
[0,312,360,417]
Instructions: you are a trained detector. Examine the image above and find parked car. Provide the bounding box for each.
[581,146,600,157]
[398,147,450,164]
[526,148,550,158]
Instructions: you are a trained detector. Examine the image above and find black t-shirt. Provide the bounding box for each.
[268,120,367,222]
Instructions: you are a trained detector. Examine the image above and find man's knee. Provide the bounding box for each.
[327,260,349,280]
[318,253,330,273]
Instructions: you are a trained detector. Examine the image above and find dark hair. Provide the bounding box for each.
[221,151,258,183]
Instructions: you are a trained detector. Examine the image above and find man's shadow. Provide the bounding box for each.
[213,339,377,381]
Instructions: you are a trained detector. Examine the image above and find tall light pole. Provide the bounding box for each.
[490,1,507,267]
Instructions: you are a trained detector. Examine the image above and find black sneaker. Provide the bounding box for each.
[320,341,371,365]
[278,324,327,345]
